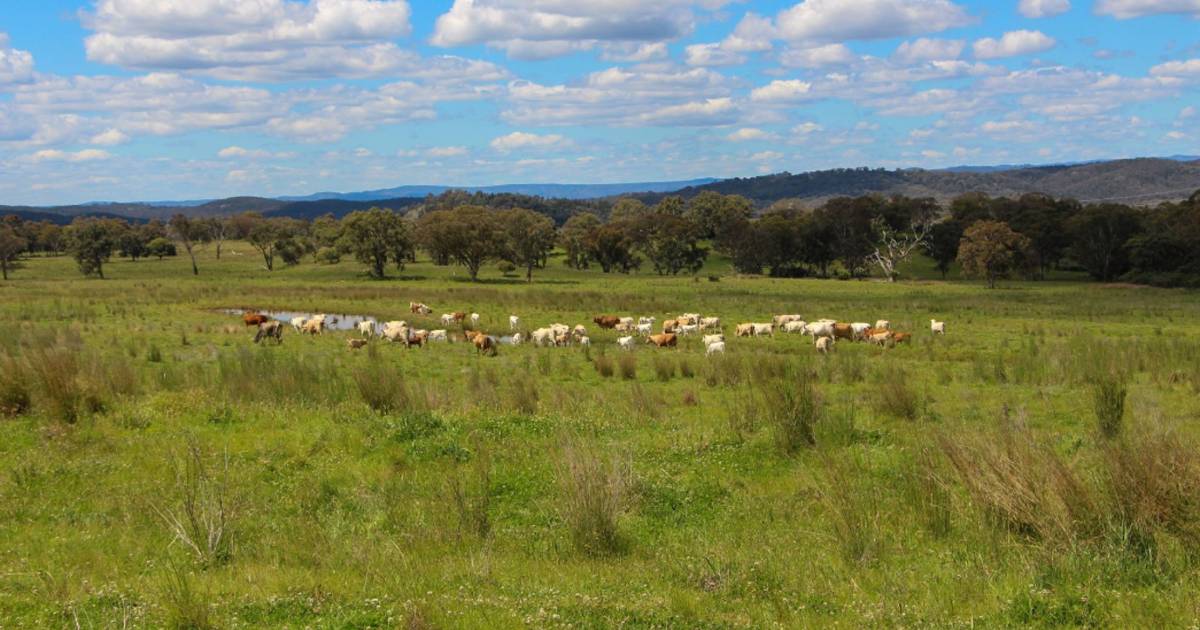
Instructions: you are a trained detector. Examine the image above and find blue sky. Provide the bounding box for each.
[0,0,1197,205]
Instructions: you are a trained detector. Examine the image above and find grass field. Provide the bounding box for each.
[2,245,1200,628]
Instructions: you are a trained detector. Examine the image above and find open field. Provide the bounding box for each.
[3,246,1200,627]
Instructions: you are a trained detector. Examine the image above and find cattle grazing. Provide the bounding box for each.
[663,320,679,334]
[875,320,890,330]
[254,320,283,344]
[452,312,467,324]
[243,312,270,327]
[408,330,429,348]
[347,339,367,350]
[301,319,324,335]
[470,313,480,326]
[428,330,448,342]
[735,323,754,337]
[638,316,656,326]
[679,313,700,325]
[290,316,307,332]
[594,315,620,329]
[705,341,726,356]
[555,332,571,347]
[441,313,456,326]
[772,314,803,328]
[699,317,721,331]
[782,320,807,334]
[931,319,946,335]
[510,333,523,345]
[572,324,588,339]
[702,334,725,346]
[578,336,591,347]
[617,336,636,351]
[679,324,699,336]
[816,336,834,354]
[647,333,678,348]
[751,323,773,337]
[357,321,375,337]
[381,323,408,343]
[804,321,833,338]
[636,322,653,336]
[509,315,521,331]
[893,332,912,344]
[618,317,635,328]
[615,321,634,332]
[531,328,556,347]
[868,331,893,346]
[850,322,872,341]
[473,333,497,356]
[832,323,855,341]
[410,302,432,314]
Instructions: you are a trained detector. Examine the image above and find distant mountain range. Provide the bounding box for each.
[4,158,1198,225]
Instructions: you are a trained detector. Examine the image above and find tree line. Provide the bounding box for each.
[2,187,1199,286]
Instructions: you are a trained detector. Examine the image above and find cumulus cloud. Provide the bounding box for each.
[684,43,746,67]
[973,30,1056,59]
[431,0,734,59]
[892,38,964,63]
[750,79,814,102]
[0,32,35,87]
[727,127,770,141]
[775,0,974,43]
[779,43,857,68]
[490,131,569,151]
[1018,0,1071,17]
[31,149,113,162]
[90,128,130,146]
[1150,58,1200,77]
[428,145,468,157]
[1095,0,1200,19]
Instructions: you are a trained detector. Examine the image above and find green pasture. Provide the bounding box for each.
[1,246,1199,628]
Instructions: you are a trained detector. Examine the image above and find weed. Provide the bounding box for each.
[353,365,414,415]
[1094,374,1127,439]
[652,356,675,382]
[161,558,214,630]
[593,354,615,378]
[0,352,32,417]
[558,442,629,556]
[154,441,233,568]
[872,372,920,421]
[814,456,882,565]
[27,346,82,423]
[447,441,492,540]
[760,377,821,455]
[618,354,638,380]
[505,370,539,416]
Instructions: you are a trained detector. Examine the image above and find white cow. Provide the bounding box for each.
[782,321,807,334]
[752,323,773,337]
[804,321,834,338]
[931,319,946,335]
[679,313,701,325]
[290,316,307,332]
[816,336,834,354]
[636,322,653,336]
[617,336,636,351]
[618,316,635,328]
[510,332,524,345]
[428,330,448,342]
[699,317,721,331]
[851,323,872,340]
[470,313,481,326]
[509,315,521,331]
[706,341,726,356]
[702,334,725,347]
[773,314,803,327]
[875,320,890,330]
[440,313,456,326]
[531,328,556,347]
[357,321,375,337]
[578,336,591,347]
[679,324,699,336]
[573,324,588,339]
[638,316,656,326]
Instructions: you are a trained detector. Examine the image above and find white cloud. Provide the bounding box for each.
[779,43,858,68]
[490,131,568,152]
[428,145,468,157]
[1150,59,1200,77]
[431,0,734,59]
[640,97,737,126]
[721,13,776,53]
[750,79,814,102]
[90,128,130,146]
[600,42,668,62]
[1018,0,1071,17]
[684,43,746,67]
[727,127,769,141]
[792,121,823,134]
[0,32,35,87]
[1165,130,1186,139]
[31,149,113,162]
[892,38,964,63]
[751,150,783,161]
[973,30,1056,59]
[79,0,512,82]
[775,0,974,43]
[1094,0,1200,19]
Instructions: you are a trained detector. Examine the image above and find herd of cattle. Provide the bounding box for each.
[242,301,947,357]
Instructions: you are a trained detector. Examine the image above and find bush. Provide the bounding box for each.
[1094,375,1126,439]
[154,442,234,567]
[593,354,614,378]
[872,373,920,421]
[0,353,31,417]
[315,247,341,265]
[497,261,517,276]
[27,346,82,423]
[354,365,415,414]
[652,356,675,382]
[448,443,492,540]
[558,443,628,556]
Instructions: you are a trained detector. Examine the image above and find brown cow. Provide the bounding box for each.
[243,312,270,327]
[408,330,429,348]
[593,315,620,329]
[253,320,283,344]
[892,332,912,345]
[832,323,855,341]
[301,319,324,335]
[647,333,678,348]
[452,311,467,323]
[347,339,367,350]
[473,333,497,356]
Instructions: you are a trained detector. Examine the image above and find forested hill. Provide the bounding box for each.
[644,158,1200,207]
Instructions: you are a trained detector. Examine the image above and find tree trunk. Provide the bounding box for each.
[215,242,222,260]
[1,262,7,280]
[97,261,104,279]
[526,264,533,283]
[189,252,199,275]
[374,258,385,279]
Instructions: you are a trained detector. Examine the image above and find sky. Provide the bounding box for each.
[0,0,1198,206]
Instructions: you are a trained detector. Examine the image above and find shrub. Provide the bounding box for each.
[1094,374,1127,439]
[353,365,414,414]
[27,346,82,423]
[505,370,539,416]
[558,443,628,556]
[761,378,821,455]
[154,442,233,567]
[617,354,637,380]
[0,353,31,417]
[497,261,517,276]
[814,456,882,564]
[872,373,920,421]
[1104,424,1200,551]
[161,559,214,630]
[147,344,163,363]
[315,247,341,265]
[448,443,492,540]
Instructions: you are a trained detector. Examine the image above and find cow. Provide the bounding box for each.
[441,313,456,326]
[509,315,521,331]
[381,324,409,343]
[554,331,571,347]
[735,323,754,337]
[705,341,726,356]
[931,319,946,335]
[702,334,725,347]
[301,319,324,335]
[347,339,367,350]
[893,332,912,344]
[699,317,721,331]
[531,328,556,347]
[473,333,497,356]
[868,331,893,347]
[850,323,872,341]
[510,333,524,345]
[428,330,448,342]
[593,315,620,329]
[290,316,307,332]
[647,333,678,348]
[832,323,855,341]
[679,324,699,336]
[636,322,653,336]
[782,321,807,334]
[875,320,890,330]
[452,312,467,324]
[243,312,270,327]
[410,302,431,314]
[578,336,591,347]
[357,321,375,337]
[772,314,803,328]
[751,323,773,337]
[816,336,834,354]
[617,336,636,351]
[254,320,283,344]
[615,321,635,333]
[618,317,635,328]
[408,330,429,348]
[804,321,834,338]
[638,316,656,326]
[679,313,701,325]
[470,313,480,326]
[573,324,588,339]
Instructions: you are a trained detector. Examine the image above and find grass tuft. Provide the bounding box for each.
[558,442,629,556]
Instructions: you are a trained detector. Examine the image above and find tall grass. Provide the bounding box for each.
[618,354,638,380]
[760,378,821,454]
[154,442,234,567]
[872,371,920,421]
[815,456,883,564]
[652,356,676,382]
[1093,374,1127,439]
[448,443,492,540]
[161,559,214,630]
[26,346,82,423]
[1104,423,1200,552]
[558,443,629,556]
[593,354,615,378]
[0,352,32,417]
[353,364,416,415]
[505,370,539,416]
